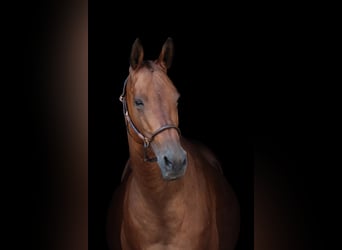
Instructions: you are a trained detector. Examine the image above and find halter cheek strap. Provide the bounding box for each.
[119,77,181,162]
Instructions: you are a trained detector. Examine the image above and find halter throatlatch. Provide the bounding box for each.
[119,77,181,162]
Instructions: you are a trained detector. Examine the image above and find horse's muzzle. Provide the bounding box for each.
[157,148,187,181]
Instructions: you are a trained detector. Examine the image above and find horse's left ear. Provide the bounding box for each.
[130,38,144,70]
[157,37,174,69]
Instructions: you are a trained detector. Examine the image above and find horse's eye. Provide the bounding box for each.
[134,99,144,107]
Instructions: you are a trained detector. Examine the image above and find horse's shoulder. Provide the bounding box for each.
[182,139,240,249]
[107,162,130,250]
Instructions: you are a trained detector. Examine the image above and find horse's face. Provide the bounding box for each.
[125,38,187,181]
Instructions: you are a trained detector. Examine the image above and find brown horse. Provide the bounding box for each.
[107,38,240,250]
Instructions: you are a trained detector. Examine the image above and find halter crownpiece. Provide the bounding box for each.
[119,76,181,162]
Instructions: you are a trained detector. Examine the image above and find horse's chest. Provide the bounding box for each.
[122,208,217,250]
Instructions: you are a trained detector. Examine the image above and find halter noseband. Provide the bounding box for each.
[119,76,181,162]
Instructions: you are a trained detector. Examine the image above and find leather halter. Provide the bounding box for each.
[119,76,181,162]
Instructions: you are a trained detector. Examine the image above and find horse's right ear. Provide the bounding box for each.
[130,38,144,70]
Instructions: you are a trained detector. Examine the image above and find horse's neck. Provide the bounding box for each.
[129,173,186,214]
[126,136,189,214]
[127,157,187,210]
[125,166,187,237]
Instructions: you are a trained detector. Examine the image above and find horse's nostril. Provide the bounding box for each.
[163,154,187,171]
[164,156,173,168]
